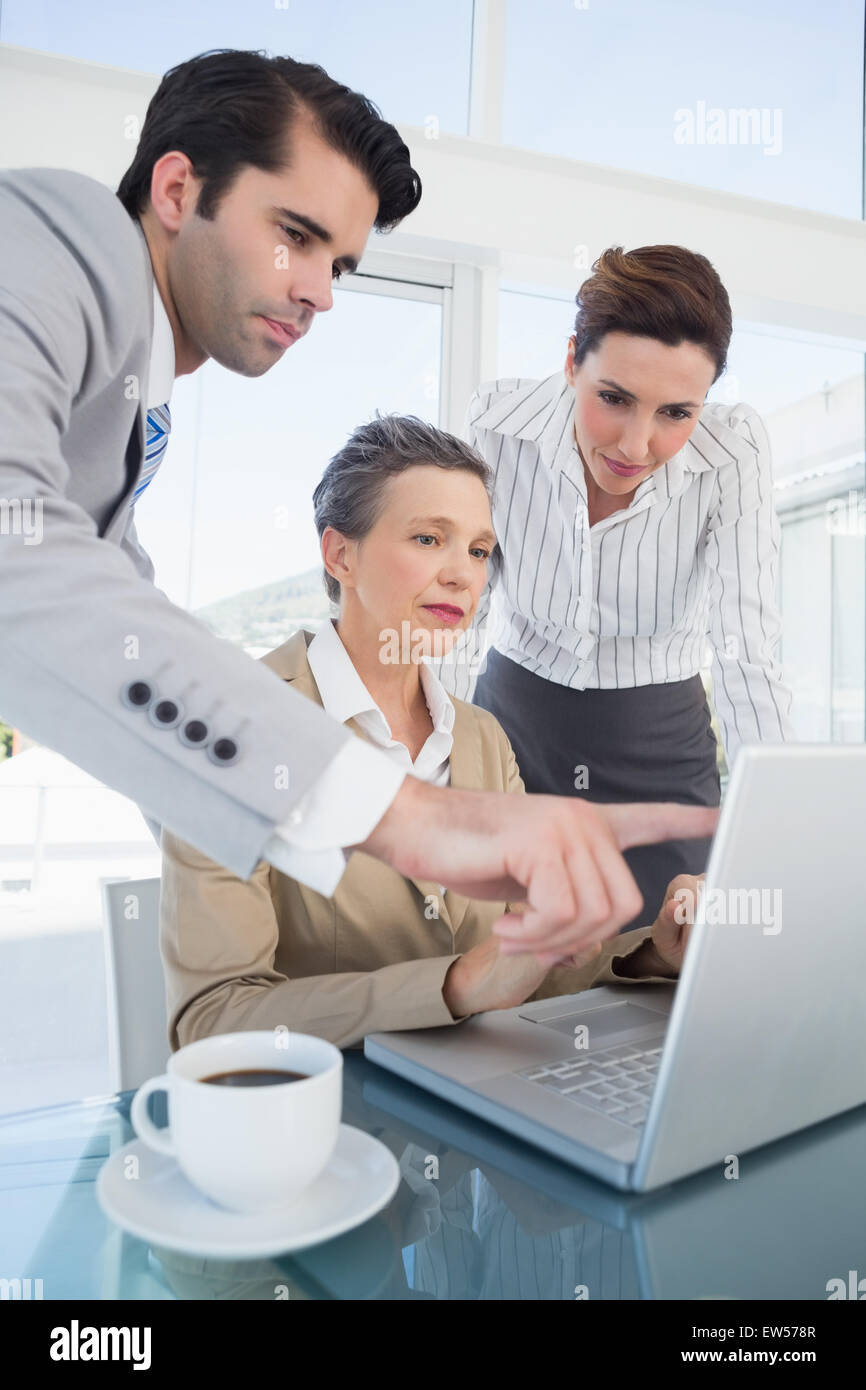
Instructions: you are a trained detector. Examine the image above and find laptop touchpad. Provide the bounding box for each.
[519,1000,665,1043]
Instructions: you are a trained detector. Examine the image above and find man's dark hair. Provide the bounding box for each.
[117,48,421,229]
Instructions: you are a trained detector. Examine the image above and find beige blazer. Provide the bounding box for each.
[159,629,676,1052]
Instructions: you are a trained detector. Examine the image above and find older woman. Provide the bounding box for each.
[159,415,691,1052]
[443,245,793,928]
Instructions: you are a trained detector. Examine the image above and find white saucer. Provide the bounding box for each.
[96,1124,400,1259]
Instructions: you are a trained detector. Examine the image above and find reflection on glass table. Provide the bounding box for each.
[2,1053,865,1301]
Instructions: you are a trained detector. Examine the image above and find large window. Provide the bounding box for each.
[0,0,474,137]
[499,286,574,383]
[503,0,865,218]
[712,327,866,744]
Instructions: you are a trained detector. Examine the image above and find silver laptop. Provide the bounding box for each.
[365,746,866,1192]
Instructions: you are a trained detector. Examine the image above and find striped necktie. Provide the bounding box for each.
[133,403,171,505]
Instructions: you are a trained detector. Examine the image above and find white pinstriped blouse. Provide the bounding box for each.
[436,371,794,764]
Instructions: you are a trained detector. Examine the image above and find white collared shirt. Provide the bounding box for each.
[137,231,408,896]
[306,616,455,785]
[435,372,793,764]
[147,281,175,408]
[133,218,175,409]
[263,621,455,893]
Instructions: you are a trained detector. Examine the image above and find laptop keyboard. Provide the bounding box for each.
[514,1039,665,1128]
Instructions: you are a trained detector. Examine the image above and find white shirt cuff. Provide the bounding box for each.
[262,736,406,896]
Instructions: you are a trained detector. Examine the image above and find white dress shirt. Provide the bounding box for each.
[305,615,455,787]
[436,373,794,764]
[146,281,175,409]
[263,618,455,892]
[143,272,406,895]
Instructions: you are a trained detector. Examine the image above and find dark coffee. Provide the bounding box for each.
[201,1069,310,1087]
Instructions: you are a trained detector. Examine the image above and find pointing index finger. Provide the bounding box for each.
[601,802,720,850]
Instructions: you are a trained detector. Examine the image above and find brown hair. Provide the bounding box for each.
[571,245,732,383]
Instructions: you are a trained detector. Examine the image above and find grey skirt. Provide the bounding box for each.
[472,648,720,931]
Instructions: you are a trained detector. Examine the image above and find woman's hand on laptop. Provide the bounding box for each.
[441,916,603,1019]
[648,873,705,972]
[356,778,718,962]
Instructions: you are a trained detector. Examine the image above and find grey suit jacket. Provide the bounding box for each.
[0,167,351,879]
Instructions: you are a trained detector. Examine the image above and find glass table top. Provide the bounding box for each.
[1,1052,865,1301]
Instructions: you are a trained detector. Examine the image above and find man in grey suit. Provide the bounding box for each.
[0,49,716,964]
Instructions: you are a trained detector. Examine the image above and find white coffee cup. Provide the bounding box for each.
[130,1030,342,1212]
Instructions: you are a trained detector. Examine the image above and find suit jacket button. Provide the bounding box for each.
[207,737,239,767]
[148,700,179,733]
[178,719,209,748]
[149,698,182,729]
[121,680,153,710]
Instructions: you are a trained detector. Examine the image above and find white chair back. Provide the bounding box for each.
[101,876,168,1093]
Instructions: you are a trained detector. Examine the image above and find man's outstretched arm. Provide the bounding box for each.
[356,776,719,961]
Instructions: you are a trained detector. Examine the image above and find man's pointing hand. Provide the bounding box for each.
[355,778,718,962]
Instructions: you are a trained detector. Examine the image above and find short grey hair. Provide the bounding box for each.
[312,412,493,604]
